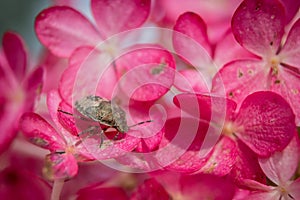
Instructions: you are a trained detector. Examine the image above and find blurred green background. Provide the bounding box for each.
[0,1,50,58]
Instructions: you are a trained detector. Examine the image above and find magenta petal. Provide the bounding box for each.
[234,91,296,157]
[173,93,237,123]
[259,134,300,185]
[232,0,286,57]
[173,12,212,61]
[280,0,300,22]
[212,59,268,105]
[198,136,237,176]
[214,30,256,68]
[19,112,65,151]
[230,140,266,184]
[179,174,236,200]
[156,118,209,173]
[2,32,26,81]
[35,6,102,57]
[91,0,151,38]
[43,153,78,180]
[77,186,128,200]
[130,178,170,200]
[173,69,210,93]
[280,19,300,69]
[57,100,77,136]
[115,45,176,101]
[23,67,43,111]
[82,132,140,160]
[59,47,94,104]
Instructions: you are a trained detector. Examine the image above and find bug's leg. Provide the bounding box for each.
[57,109,91,121]
[75,125,101,146]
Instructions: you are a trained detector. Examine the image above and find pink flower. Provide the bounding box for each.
[172,11,254,92]
[162,91,295,181]
[35,0,151,58]
[19,90,93,180]
[243,134,300,199]
[212,0,300,125]
[0,32,43,154]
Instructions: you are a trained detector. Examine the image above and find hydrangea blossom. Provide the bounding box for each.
[166,91,295,181]
[2,0,300,199]
[212,0,300,125]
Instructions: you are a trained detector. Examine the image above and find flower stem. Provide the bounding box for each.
[51,179,65,200]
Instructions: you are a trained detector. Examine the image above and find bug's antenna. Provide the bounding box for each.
[57,109,73,116]
[129,120,153,128]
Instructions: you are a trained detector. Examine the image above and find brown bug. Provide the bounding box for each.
[58,95,152,146]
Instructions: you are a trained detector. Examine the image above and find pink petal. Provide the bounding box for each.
[245,190,281,200]
[134,128,164,153]
[47,90,70,135]
[80,131,140,160]
[19,112,65,151]
[60,47,117,104]
[0,97,22,153]
[115,45,176,101]
[173,93,237,123]
[23,67,44,112]
[127,101,166,153]
[130,178,170,200]
[230,140,266,184]
[2,32,27,81]
[43,153,78,180]
[173,12,212,65]
[232,0,286,57]
[280,19,300,69]
[289,178,300,200]
[259,134,300,185]
[91,0,151,38]
[242,179,272,192]
[214,30,257,68]
[57,100,77,136]
[234,91,296,157]
[35,6,102,57]
[173,69,210,93]
[212,59,268,105]
[77,186,128,200]
[59,47,94,105]
[179,173,236,200]
[198,136,237,176]
[156,118,209,173]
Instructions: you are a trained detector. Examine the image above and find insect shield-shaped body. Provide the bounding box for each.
[75,95,129,133]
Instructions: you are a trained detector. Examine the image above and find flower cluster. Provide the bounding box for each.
[1,0,300,199]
